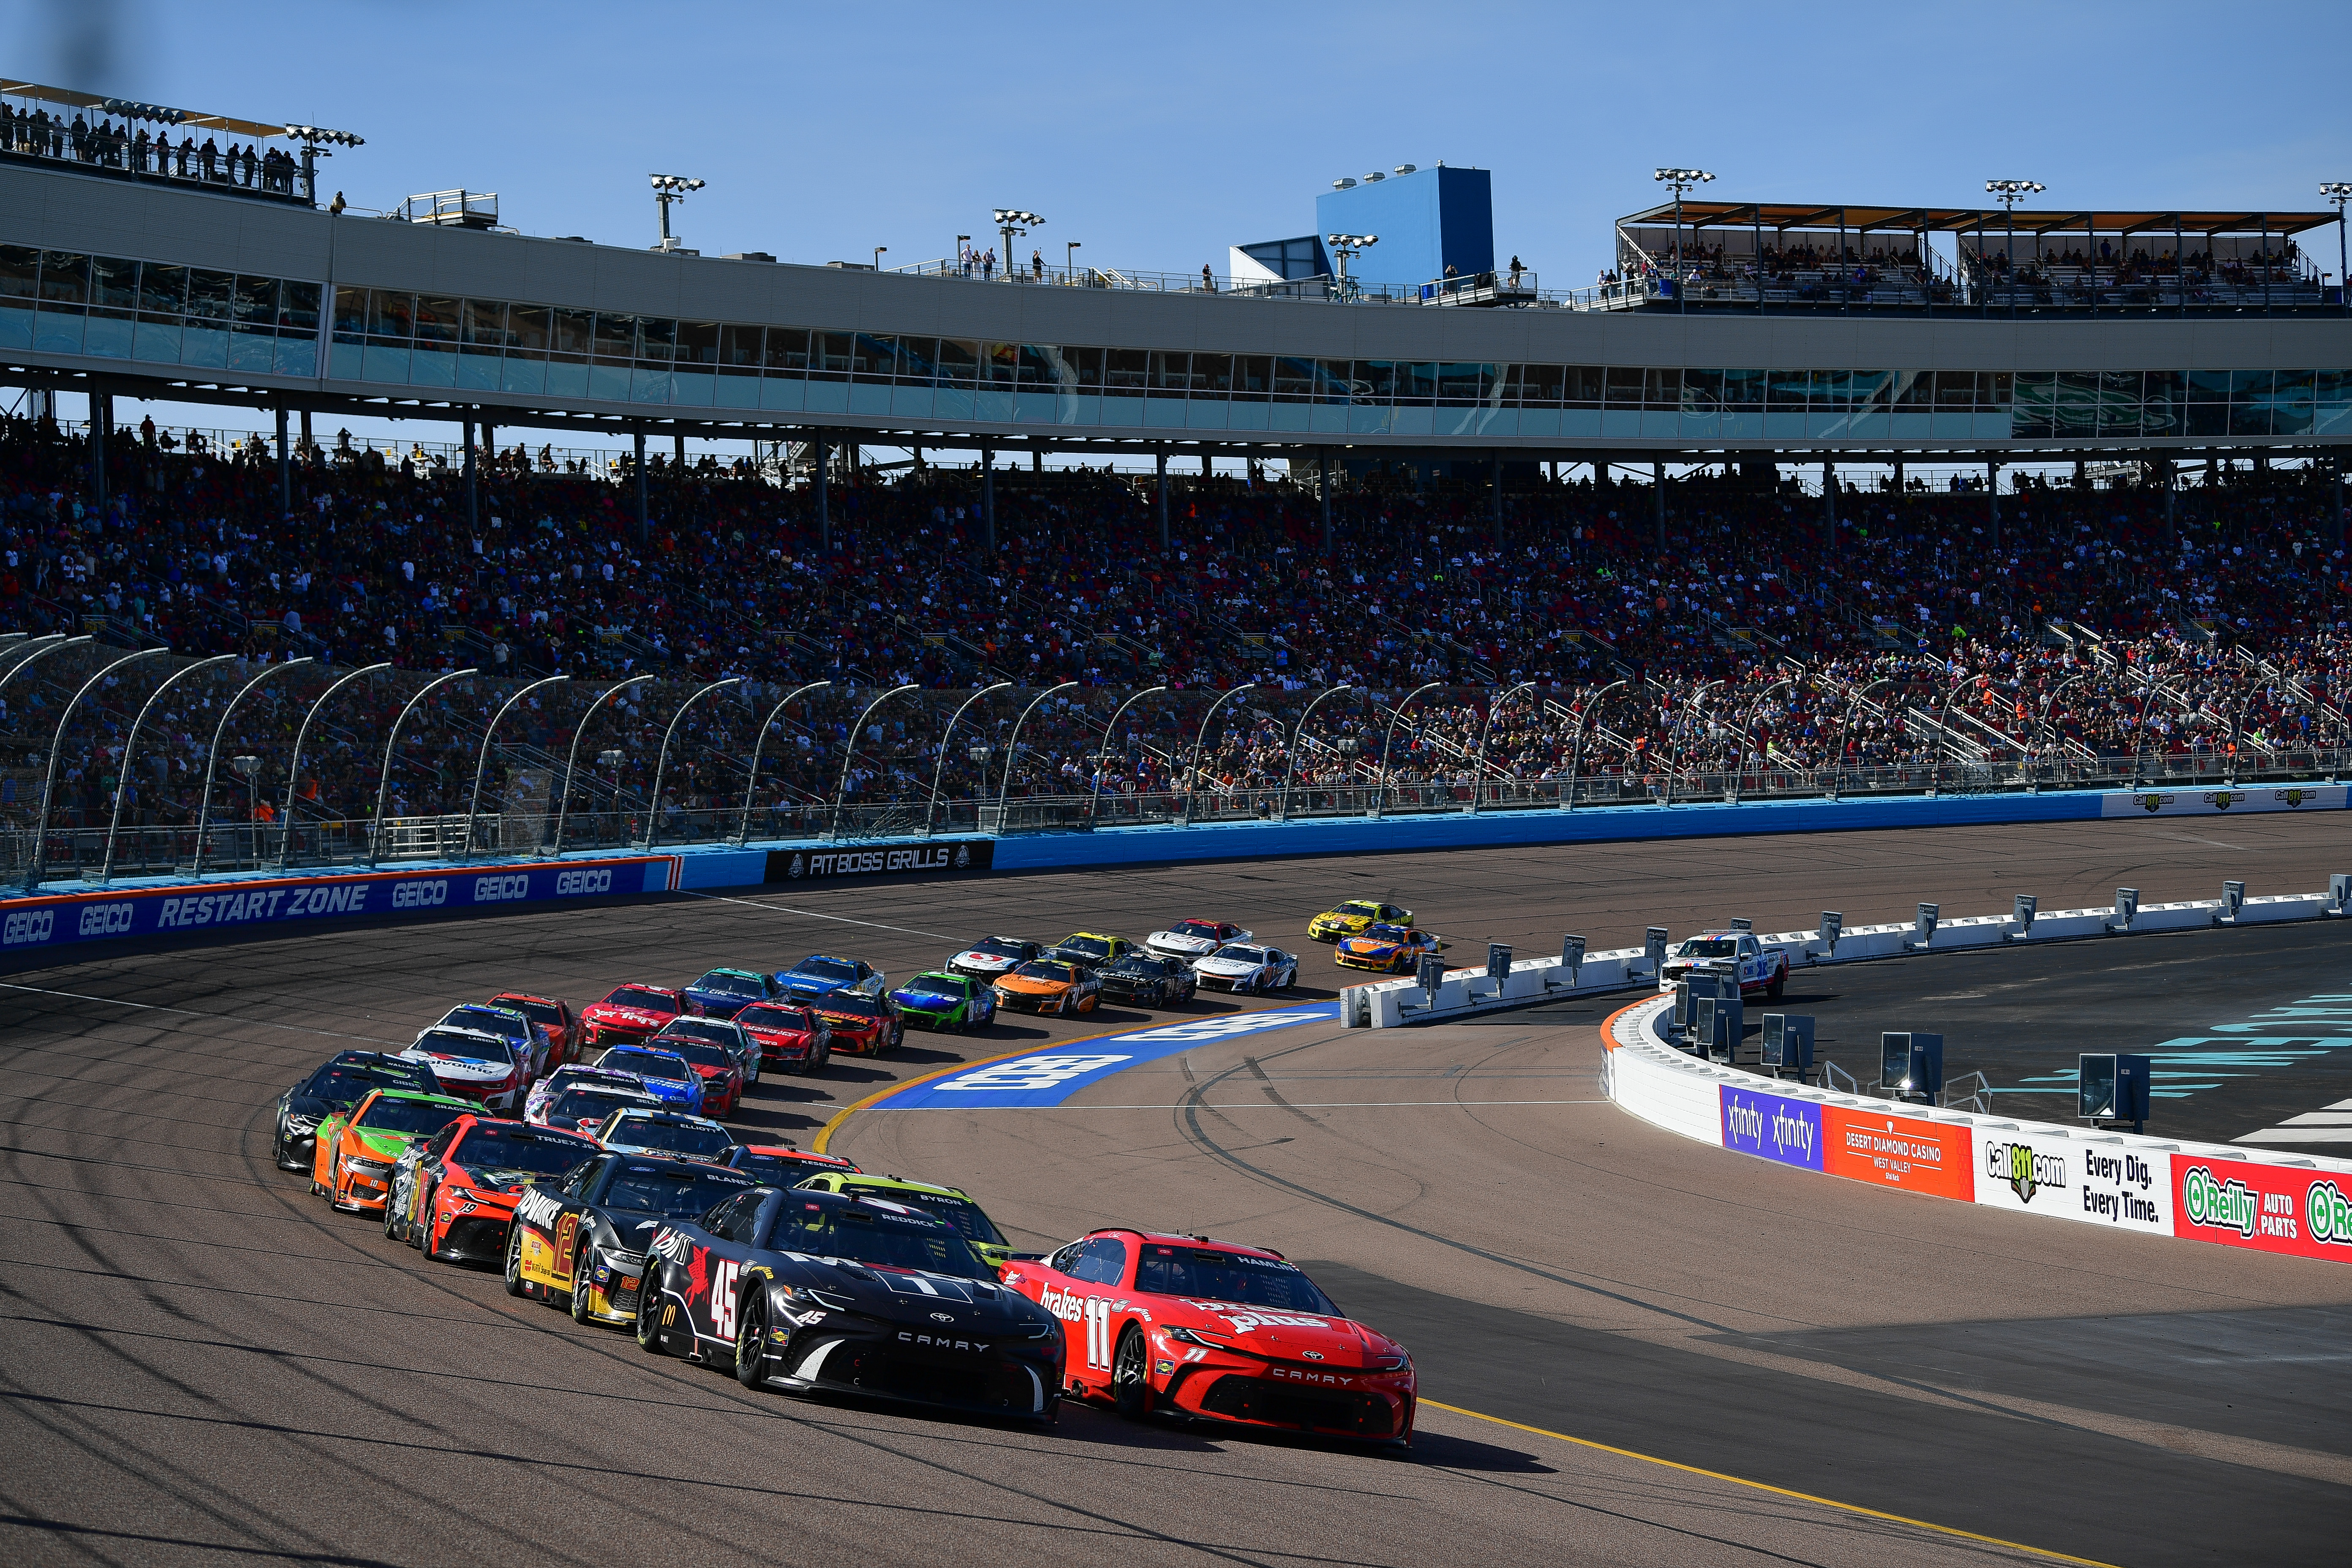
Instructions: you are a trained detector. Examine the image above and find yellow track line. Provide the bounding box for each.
[1419,1399,2122,1568]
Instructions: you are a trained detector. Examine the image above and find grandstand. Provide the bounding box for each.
[1,79,2349,885]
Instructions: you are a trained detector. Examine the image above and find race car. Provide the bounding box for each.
[1192,943,1300,994]
[777,955,887,1002]
[402,1025,531,1114]
[505,1151,762,1326]
[596,1106,737,1163]
[642,1033,744,1118]
[433,1002,548,1081]
[273,1051,442,1172]
[888,971,996,1033]
[310,1086,474,1214]
[1096,952,1197,1008]
[580,983,686,1050]
[1004,1229,1415,1444]
[945,936,1045,982]
[523,1063,644,1127]
[591,1044,705,1113]
[719,1143,860,1183]
[536,1082,663,1139]
[386,1114,599,1263]
[1048,932,1135,969]
[1333,923,1448,975]
[1144,919,1252,961]
[992,958,1102,1017]
[792,1171,1018,1270]
[655,1014,762,1087]
[635,1185,1063,1421]
[1657,930,1788,1000]
[1308,900,1412,944]
[490,992,579,1067]
[683,967,784,1020]
[803,988,903,1056]
[733,1000,832,1075]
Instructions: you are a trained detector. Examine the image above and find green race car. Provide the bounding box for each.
[309,1085,476,1214]
[792,1171,1015,1269]
[885,970,998,1033]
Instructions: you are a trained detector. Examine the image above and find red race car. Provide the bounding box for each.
[733,1000,832,1075]
[491,992,580,1067]
[388,1114,599,1264]
[580,984,684,1051]
[717,1143,860,1182]
[1004,1229,1416,1446]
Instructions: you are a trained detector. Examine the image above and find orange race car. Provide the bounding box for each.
[991,957,1105,1017]
[490,992,580,1068]
[387,1113,600,1263]
[310,1087,474,1214]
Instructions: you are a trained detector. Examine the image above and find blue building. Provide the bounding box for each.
[1312,165,1494,291]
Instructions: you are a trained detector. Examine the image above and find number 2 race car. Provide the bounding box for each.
[1657,930,1788,1000]
[1004,1229,1415,1445]
[506,1152,761,1325]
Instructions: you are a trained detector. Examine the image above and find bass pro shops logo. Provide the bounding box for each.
[786,852,806,880]
[1986,1141,2066,1205]
[2135,792,2172,813]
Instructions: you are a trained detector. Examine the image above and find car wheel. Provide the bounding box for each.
[503,1223,530,1298]
[383,1186,405,1242]
[635,1269,667,1355]
[734,1295,769,1390]
[1112,1324,1154,1421]
[889,1023,904,1051]
[569,1245,597,1324]
[1768,969,1786,1002]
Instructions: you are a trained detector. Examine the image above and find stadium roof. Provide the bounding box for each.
[0,78,288,141]
[1617,201,2341,237]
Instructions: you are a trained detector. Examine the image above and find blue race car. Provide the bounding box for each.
[683,967,784,1020]
[776,954,886,1004]
[590,1044,705,1114]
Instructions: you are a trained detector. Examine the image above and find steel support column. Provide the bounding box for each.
[814,433,830,549]
[633,430,648,544]
[1319,450,1332,554]
[276,403,291,513]
[1157,449,1170,550]
[462,418,478,534]
[275,662,391,871]
[981,442,995,550]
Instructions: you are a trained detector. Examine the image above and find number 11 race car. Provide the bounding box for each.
[1003,1228,1415,1446]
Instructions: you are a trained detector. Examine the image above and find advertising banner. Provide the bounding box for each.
[0,857,677,956]
[1718,1082,1824,1171]
[2172,1155,2352,1263]
[765,840,993,883]
[1973,1128,2171,1235]
[2100,784,2345,818]
[1823,1107,1975,1200]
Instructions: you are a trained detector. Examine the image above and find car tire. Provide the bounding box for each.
[1112,1324,1154,1421]
[383,1187,404,1242]
[569,1244,597,1324]
[734,1295,769,1390]
[1768,970,1786,1002]
[636,1270,667,1355]
[503,1223,530,1298]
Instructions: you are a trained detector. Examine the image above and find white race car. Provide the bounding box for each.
[593,1106,736,1163]
[523,1063,645,1126]
[1145,918,1253,961]
[401,1025,529,1113]
[1657,931,1788,1000]
[1192,943,1300,994]
[946,936,1045,980]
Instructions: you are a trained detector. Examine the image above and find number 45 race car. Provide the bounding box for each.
[1657,930,1788,1000]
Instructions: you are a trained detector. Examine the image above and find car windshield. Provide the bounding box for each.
[354,1096,466,1136]
[1134,1246,1342,1314]
[1677,939,1738,958]
[899,976,965,1000]
[736,1004,812,1032]
[817,994,883,1020]
[766,1199,994,1279]
[498,998,566,1027]
[732,1151,829,1181]
[1057,936,1113,959]
[599,1164,757,1216]
[1106,956,1161,976]
[610,1119,732,1157]
[1213,946,1266,964]
[970,938,1029,959]
[1334,902,1379,918]
[443,1007,524,1037]
[603,987,678,1013]
[415,1029,513,1062]
[661,1020,739,1046]
[665,1040,736,1070]
[1169,921,1223,940]
[847,1184,1005,1246]
[542,1066,638,1096]
[553,1088,657,1123]
[601,1048,690,1079]
[302,1063,432,1102]
[1013,961,1078,983]
[795,958,860,984]
[695,972,767,997]
[453,1124,596,1180]
[1361,924,1412,942]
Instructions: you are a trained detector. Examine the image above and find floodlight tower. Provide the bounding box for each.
[1326,233,1377,300]
[993,210,1044,277]
[2323,182,2352,315]
[1652,166,1714,282]
[284,123,364,208]
[651,173,705,250]
[1985,179,2044,310]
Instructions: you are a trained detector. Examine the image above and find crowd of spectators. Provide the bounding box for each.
[0,100,299,196]
[2,411,2347,863]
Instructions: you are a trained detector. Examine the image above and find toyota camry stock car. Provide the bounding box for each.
[1004,1230,1415,1445]
[386,1114,600,1263]
[635,1186,1064,1421]
[273,1051,442,1171]
[310,1087,475,1213]
[580,983,686,1049]
[506,1152,762,1325]
[1657,930,1788,1000]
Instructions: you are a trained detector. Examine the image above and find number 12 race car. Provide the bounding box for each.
[1003,1229,1415,1445]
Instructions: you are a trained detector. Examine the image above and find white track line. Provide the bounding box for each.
[679,891,958,943]
[869,1099,1612,1110]
[0,982,407,1045]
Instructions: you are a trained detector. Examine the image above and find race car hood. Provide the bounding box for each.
[1337,937,1404,958]
[994,973,1073,996]
[746,1251,1044,1331]
[401,1050,509,1085]
[740,1020,816,1042]
[1192,956,1261,977]
[350,1127,412,1160]
[889,988,962,1013]
[810,1005,882,1031]
[1173,1301,1399,1367]
[585,1004,673,1028]
[951,949,1020,972]
[1146,931,1220,955]
[448,1164,547,1201]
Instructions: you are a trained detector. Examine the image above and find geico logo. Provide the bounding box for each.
[76,902,134,937]
[2,909,55,945]
[556,868,613,897]
[390,879,449,910]
[474,875,530,902]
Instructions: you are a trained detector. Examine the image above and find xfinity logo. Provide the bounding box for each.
[3,909,55,945]
[475,875,530,903]
[1770,1108,1813,1160]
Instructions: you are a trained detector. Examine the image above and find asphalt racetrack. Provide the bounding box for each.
[4,813,2351,1566]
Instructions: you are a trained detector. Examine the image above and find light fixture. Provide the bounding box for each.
[1364,171,1385,182]
[108,98,188,125]
[650,173,705,247]
[284,124,364,147]
[1332,177,1357,190]
[1984,178,2044,208]
[1652,166,1715,193]
[991,210,1044,278]
[1394,164,1417,175]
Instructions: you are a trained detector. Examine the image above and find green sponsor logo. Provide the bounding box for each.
[2181,1166,2257,1236]
[2307,1181,2352,1247]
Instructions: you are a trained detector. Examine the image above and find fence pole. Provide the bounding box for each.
[736,680,831,845]
[926,681,1010,836]
[644,676,742,849]
[465,674,572,860]
[275,662,392,871]
[190,658,313,877]
[368,667,479,865]
[551,677,650,857]
[998,681,1081,828]
[1181,682,1257,826]
[25,646,171,890]
[833,683,922,838]
[100,653,237,881]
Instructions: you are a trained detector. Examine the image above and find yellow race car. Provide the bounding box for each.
[1334,923,1449,974]
[1308,899,1413,944]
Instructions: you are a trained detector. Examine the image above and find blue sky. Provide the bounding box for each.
[14,0,2352,468]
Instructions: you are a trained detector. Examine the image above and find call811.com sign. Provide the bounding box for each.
[1971,1127,2172,1235]
[0,857,677,955]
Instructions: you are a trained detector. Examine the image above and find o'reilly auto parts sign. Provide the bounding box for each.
[765,839,994,883]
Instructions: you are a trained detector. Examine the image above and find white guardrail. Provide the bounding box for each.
[1336,881,2352,1266]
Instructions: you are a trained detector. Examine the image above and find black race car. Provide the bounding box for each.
[1097,952,1197,1008]
[637,1186,1065,1421]
[505,1151,761,1326]
[273,1051,444,1171]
